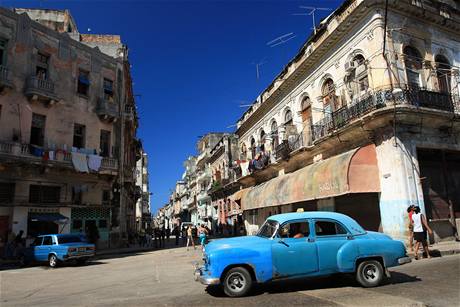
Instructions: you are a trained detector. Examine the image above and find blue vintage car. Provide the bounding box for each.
[22,234,95,267]
[194,212,411,297]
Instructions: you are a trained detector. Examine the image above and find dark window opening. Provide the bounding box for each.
[73,124,86,149]
[77,70,90,96]
[0,182,15,203]
[30,113,46,147]
[404,46,423,89]
[103,78,114,101]
[36,52,49,80]
[42,236,53,245]
[315,221,347,236]
[29,185,61,203]
[102,190,110,205]
[72,219,83,230]
[0,39,7,66]
[100,130,111,157]
[279,221,310,238]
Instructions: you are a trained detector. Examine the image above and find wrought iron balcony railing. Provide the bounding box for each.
[311,87,459,141]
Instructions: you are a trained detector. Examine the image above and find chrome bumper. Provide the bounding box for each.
[398,256,412,265]
[194,267,220,285]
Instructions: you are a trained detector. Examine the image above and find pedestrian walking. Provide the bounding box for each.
[198,224,208,250]
[173,225,179,246]
[412,206,433,260]
[160,227,166,248]
[407,205,415,251]
[186,226,196,251]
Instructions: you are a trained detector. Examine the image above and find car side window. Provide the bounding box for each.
[31,237,43,246]
[315,220,347,236]
[279,221,310,239]
[42,236,52,246]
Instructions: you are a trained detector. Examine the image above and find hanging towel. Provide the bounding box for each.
[88,154,103,172]
[71,152,89,173]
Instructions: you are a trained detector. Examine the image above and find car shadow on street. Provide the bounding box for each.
[206,272,421,298]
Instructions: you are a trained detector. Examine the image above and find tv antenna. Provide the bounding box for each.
[293,6,332,35]
[266,32,296,48]
[251,57,268,80]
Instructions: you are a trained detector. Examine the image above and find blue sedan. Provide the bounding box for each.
[194,212,411,297]
[22,234,95,267]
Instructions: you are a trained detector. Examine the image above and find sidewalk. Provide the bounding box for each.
[407,240,460,258]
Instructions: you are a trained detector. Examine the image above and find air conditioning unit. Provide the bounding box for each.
[344,61,355,73]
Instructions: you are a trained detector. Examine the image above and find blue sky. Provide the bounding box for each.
[4,0,342,213]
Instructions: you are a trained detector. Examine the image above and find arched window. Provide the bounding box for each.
[240,143,247,160]
[403,46,423,88]
[435,55,451,93]
[300,96,312,123]
[271,120,279,148]
[353,54,368,93]
[322,78,338,113]
[284,109,293,125]
[250,137,256,159]
[259,129,266,151]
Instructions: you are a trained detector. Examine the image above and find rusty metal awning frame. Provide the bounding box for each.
[242,144,380,210]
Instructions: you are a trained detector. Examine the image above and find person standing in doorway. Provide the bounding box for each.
[412,206,433,260]
[186,226,195,251]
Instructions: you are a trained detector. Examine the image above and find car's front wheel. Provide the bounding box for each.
[48,254,58,268]
[223,267,252,297]
[356,260,383,287]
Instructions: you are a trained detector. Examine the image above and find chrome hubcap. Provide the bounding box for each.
[362,264,379,281]
[50,256,56,266]
[227,272,246,292]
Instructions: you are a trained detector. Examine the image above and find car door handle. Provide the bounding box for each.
[308,238,315,243]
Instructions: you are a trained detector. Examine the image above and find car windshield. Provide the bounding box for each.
[257,220,279,238]
[58,236,82,244]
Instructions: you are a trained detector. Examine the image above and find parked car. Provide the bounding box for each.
[194,212,411,297]
[21,234,95,267]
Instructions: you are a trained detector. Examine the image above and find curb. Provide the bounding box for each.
[407,248,460,259]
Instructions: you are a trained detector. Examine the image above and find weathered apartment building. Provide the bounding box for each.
[234,0,459,242]
[135,150,151,231]
[0,8,140,248]
[157,0,460,244]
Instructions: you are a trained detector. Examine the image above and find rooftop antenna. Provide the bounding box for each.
[293,6,332,35]
[266,32,296,48]
[251,57,268,80]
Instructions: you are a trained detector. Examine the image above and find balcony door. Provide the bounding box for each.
[30,113,46,147]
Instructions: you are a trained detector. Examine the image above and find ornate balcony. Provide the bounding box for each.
[0,66,13,91]
[0,141,118,173]
[24,76,59,104]
[96,98,119,122]
[311,87,459,141]
[124,105,135,121]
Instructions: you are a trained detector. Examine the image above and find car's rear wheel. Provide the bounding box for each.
[223,267,252,297]
[48,254,58,268]
[356,260,383,287]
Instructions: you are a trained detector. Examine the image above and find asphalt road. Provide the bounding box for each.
[1,246,459,307]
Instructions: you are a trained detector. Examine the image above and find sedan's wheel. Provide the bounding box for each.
[356,260,383,287]
[48,254,58,268]
[223,267,252,297]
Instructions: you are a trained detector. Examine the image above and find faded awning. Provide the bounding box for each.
[230,188,251,203]
[241,144,380,210]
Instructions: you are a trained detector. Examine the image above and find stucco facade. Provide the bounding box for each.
[0,8,140,248]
